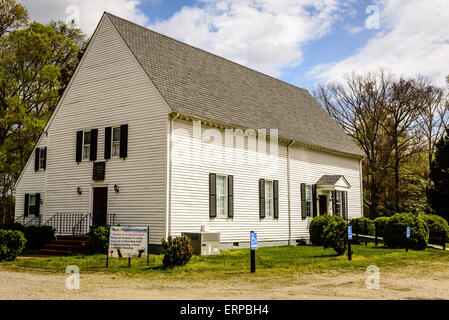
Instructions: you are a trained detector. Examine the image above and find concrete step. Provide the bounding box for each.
[37,249,73,256]
[57,235,89,241]
[50,239,87,246]
[43,244,85,252]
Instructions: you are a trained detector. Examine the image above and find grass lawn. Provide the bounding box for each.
[1,243,448,281]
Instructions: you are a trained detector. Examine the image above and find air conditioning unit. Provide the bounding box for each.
[182,232,221,256]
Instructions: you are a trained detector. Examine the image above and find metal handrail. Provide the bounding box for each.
[72,213,92,236]
[13,214,42,227]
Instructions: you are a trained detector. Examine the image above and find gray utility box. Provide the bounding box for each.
[182,232,221,256]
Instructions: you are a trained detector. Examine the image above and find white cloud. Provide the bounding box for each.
[309,0,449,86]
[149,0,343,77]
[20,0,149,35]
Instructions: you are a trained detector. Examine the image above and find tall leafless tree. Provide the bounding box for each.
[313,69,394,218]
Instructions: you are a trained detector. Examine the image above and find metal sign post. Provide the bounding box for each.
[250,231,257,273]
[347,226,352,261]
[406,226,410,252]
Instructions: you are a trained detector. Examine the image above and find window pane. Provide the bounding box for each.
[217,196,225,215]
[84,131,91,145]
[40,154,45,168]
[113,127,121,142]
[215,175,227,216]
[265,181,273,217]
[29,195,36,205]
[112,143,120,157]
[305,185,312,216]
[83,145,90,159]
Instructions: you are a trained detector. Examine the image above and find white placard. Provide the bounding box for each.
[108,226,148,258]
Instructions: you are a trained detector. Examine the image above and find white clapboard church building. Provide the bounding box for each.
[14,13,364,252]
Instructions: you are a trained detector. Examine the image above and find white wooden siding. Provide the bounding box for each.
[14,16,169,244]
[289,147,362,240]
[170,119,362,244]
[15,134,48,222]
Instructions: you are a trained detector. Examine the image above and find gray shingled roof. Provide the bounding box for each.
[106,13,364,157]
[316,175,350,186]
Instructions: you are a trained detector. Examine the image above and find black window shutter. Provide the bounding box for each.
[76,131,83,163]
[312,184,317,217]
[332,190,337,215]
[34,148,40,171]
[120,124,128,158]
[24,194,29,217]
[273,180,279,219]
[209,173,216,218]
[104,127,112,159]
[35,193,41,217]
[43,147,47,170]
[300,183,306,219]
[228,175,234,218]
[90,129,98,161]
[259,179,265,218]
[343,191,348,220]
[209,173,217,218]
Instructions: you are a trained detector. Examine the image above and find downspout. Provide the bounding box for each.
[359,158,364,218]
[166,112,179,240]
[287,140,294,246]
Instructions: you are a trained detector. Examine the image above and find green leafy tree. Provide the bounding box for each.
[0,0,28,37]
[0,0,86,222]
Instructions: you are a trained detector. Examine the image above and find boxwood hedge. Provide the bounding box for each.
[309,215,334,245]
[383,213,429,250]
[0,229,27,261]
[420,214,449,244]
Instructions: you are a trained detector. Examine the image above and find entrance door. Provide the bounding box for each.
[92,187,108,225]
[318,195,328,215]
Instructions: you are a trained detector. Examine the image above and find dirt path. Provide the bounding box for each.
[1,267,449,300]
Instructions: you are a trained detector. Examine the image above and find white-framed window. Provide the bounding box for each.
[29,194,36,216]
[265,180,274,217]
[39,148,46,170]
[216,175,228,216]
[83,131,91,160]
[334,191,342,216]
[305,185,312,217]
[112,127,121,157]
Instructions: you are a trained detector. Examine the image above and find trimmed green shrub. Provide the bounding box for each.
[22,226,55,250]
[87,225,110,254]
[420,214,449,243]
[373,216,390,238]
[323,215,347,255]
[0,223,25,232]
[161,235,193,268]
[0,230,27,261]
[0,224,55,250]
[383,213,429,250]
[350,217,375,236]
[309,215,333,245]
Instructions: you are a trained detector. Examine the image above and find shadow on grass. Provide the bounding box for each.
[309,254,341,258]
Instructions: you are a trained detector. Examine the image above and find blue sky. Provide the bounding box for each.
[21,0,449,91]
[138,0,378,89]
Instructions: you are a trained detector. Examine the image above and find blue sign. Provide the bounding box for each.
[250,232,257,250]
[348,226,353,240]
[406,227,410,239]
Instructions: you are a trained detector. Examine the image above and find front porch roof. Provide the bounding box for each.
[316,175,351,189]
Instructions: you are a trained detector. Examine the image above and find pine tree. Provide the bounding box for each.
[428,127,449,221]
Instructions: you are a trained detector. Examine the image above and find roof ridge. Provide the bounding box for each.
[104,11,309,94]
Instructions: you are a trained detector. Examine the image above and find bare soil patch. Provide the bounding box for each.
[1,266,449,300]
